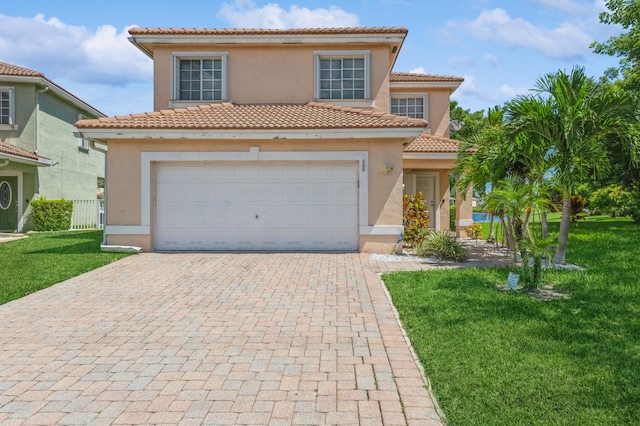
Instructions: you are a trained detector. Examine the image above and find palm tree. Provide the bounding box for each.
[506,67,637,264]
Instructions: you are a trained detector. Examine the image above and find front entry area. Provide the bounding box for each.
[403,171,438,230]
[0,176,17,232]
[154,161,359,251]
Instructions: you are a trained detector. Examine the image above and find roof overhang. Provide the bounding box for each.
[0,75,105,118]
[77,127,425,142]
[129,32,407,59]
[0,152,53,167]
[390,81,463,93]
[403,152,458,160]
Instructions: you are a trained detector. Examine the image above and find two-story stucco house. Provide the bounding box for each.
[0,62,106,232]
[76,27,470,252]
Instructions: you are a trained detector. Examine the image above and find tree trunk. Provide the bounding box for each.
[488,215,495,241]
[541,211,549,239]
[553,197,572,264]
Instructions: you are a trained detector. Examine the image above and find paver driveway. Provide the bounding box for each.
[0,253,443,425]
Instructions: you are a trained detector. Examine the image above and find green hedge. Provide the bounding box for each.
[30,199,73,231]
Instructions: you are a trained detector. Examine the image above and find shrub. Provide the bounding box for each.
[415,231,467,262]
[465,222,482,240]
[403,192,430,245]
[570,195,587,223]
[30,198,73,231]
[589,184,633,217]
[449,204,456,231]
[629,186,640,224]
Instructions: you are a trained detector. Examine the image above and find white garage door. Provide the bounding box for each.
[155,162,359,251]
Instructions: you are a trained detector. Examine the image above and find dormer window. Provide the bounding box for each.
[172,52,228,104]
[315,51,370,100]
[390,94,428,120]
[0,87,16,130]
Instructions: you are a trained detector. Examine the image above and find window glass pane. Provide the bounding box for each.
[202,60,213,69]
[331,59,342,69]
[202,91,213,100]
[320,70,330,79]
[213,91,222,101]
[331,81,342,90]
[213,60,222,69]
[354,70,364,79]
[343,80,353,89]
[331,90,341,99]
[343,90,354,100]
[179,60,191,70]
[354,90,364,99]
[343,70,353,79]
[354,58,364,68]
[343,59,353,68]
[320,59,330,70]
[331,70,342,79]
[354,80,364,89]
[203,70,213,80]
[320,90,331,98]
[213,81,222,90]
[202,81,212,90]
[320,80,330,90]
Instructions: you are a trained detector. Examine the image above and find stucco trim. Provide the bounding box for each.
[360,225,403,235]
[140,149,369,233]
[79,128,422,141]
[456,219,473,227]
[403,152,458,160]
[105,225,150,235]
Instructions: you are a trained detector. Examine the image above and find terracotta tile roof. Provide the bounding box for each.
[0,62,105,117]
[0,62,44,77]
[0,140,50,162]
[390,72,464,83]
[404,133,460,153]
[128,27,408,36]
[76,102,427,130]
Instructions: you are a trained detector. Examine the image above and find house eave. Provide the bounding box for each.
[129,33,407,58]
[390,81,462,92]
[0,75,105,118]
[403,152,458,160]
[77,127,425,141]
[0,152,53,167]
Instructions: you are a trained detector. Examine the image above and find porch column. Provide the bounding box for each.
[455,185,473,238]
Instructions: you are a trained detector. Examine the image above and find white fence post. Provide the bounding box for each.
[70,200,105,230]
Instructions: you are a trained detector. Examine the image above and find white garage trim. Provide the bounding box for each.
[140,149,369,229]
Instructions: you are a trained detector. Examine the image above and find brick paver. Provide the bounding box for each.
[0,253,445,425]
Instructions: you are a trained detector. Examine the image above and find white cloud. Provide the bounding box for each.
[499,84,529,98]
[0,14,151,85]
[463,8,594,59]
[448,55,478,68]
[483,54,501,67]
[451,74,500,109]
[531,0,600,16]
[217,1,359,28]
[409,66,426,74]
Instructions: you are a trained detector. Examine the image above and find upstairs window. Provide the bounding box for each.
[77,114,89,152]
[0,87,16,130]
[390,94,428,120]
[315,51,370,100]
[173,53,227,103]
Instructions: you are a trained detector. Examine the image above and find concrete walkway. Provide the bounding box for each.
[0,253,444,425]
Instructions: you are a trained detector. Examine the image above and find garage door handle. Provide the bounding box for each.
[255,214,259,219]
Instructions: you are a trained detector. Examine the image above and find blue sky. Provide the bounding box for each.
[0,0,623,116]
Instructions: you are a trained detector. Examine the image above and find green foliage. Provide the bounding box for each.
[383,218,640,425]
[465,222,482,240]
[630,186,640,223]
[570,195,588,223]
[449,204,456,231]
[30,198,73,231]
[589,184,633,217]
[449,100,486,141]
[591,0,640,91]
[0,231,131,305]
[403,192,430,245]
[415,231,467,262]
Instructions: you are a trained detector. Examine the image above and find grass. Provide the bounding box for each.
[0,230,132,305]
[383,216,640,425]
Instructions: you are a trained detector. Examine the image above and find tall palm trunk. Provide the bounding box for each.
[488,215,495,241]
[553,197,572,264]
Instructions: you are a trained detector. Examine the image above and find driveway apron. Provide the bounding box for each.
[0,253,442,425]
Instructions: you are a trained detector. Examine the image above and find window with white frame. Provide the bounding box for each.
[173,53,227,102]
[390,95,428,120]
[77,114,89,151]
[315,51,370,100]
[0,87,16,129]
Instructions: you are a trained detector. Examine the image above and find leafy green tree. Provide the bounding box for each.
[505,67,637,264]
[449,100,486,141]
[591,0,640,91]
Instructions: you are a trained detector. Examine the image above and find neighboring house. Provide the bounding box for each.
[0,62,105,232]
[76,26,470,252]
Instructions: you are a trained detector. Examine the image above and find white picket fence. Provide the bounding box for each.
[70,199,104,230]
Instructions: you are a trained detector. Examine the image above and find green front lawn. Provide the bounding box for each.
[0,231,132,305]
[383,217,640,425]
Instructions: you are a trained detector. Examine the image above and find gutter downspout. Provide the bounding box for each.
[87,138,142,253]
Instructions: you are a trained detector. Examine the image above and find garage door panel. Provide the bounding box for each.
[155,162,358,251]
